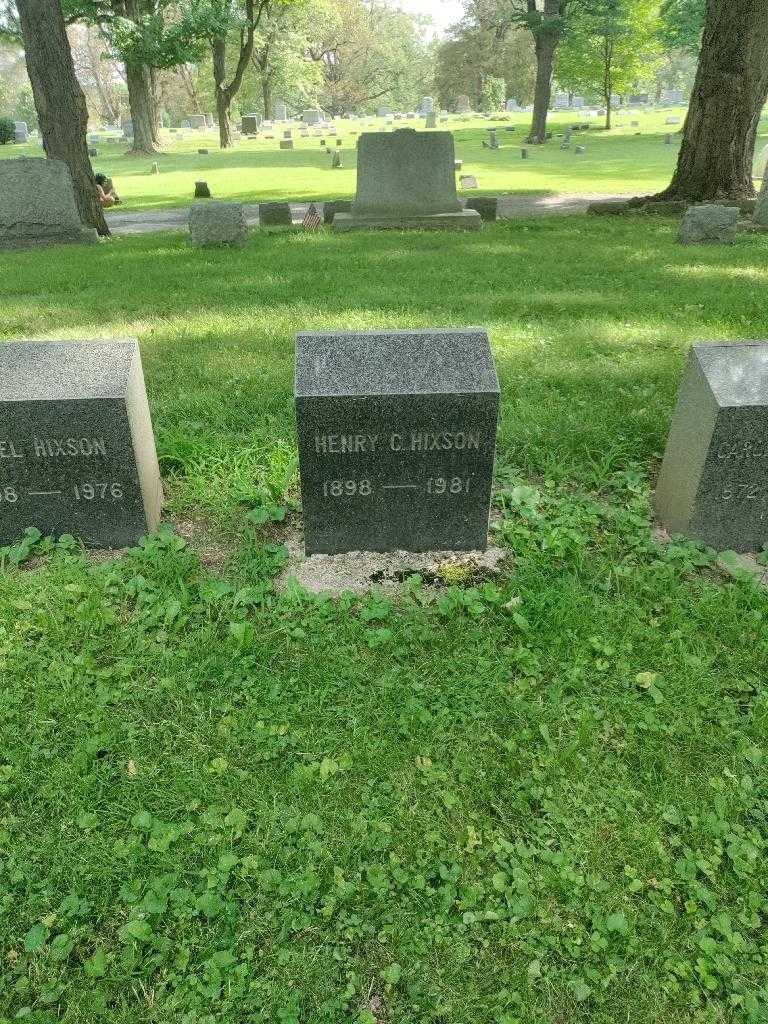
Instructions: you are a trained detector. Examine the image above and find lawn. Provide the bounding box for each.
[4,108,766,212]
[2,216,768,1023]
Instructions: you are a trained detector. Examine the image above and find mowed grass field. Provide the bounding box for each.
[4,108,767,212]
[2,215,768,1023]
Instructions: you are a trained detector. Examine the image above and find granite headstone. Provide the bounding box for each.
[655,342,768,552]
[332,129,481,231]
[259,202,293,226]
[0,340,162,548]
[295,328,499,554]
[188,202,248,247]
[0,158,98,247]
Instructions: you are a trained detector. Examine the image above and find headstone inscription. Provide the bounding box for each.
[0,340,162,548]
[295,328,500,554]
[655,342,768,553]
[332,129,481,231]
[0,158,98,248]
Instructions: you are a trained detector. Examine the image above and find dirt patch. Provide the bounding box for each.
[174,518,236,572]
[274,519,508,596]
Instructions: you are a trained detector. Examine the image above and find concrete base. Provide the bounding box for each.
[332,210,482,232]
[0,227,99,249]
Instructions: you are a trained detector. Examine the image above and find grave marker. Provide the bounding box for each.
[295,328,499,554]
[655,342,768,552]
[0,158,97,247]
[0,340,162,548]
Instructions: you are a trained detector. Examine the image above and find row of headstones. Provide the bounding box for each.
[0,334,762,559]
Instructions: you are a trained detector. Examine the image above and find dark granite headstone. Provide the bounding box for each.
[295,328,500,554]
[0,340,162,547]
[194,180,211,198]
[655,342,768,552]
[259,202,292,226]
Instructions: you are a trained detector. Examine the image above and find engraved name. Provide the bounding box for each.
[0,437,109,459]
[314,430,481,454]
[717,441,768,461]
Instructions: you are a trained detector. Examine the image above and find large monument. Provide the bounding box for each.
[332,129,481,231]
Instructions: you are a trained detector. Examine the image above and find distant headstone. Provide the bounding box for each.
[679,204,738,244]
[88,147,98,157]
[259,202,292,226]
[553,93,569,110]
[204,113,214,128]
[425,112,437,129]
[629,93,649,105]
[0,340,162,548]
[14,121,28,143]
[336,138,343,146]
[295,328,500,554]
[303,109,322,125]
[378,106,392,118]
[505,98,520,112]
[332,129,481,231]
[0,158,98,248]
[454,159,463,171]
[279,139,294,150]
[331,150,343,168]
[151,161,159,174]
[665,133,674,145]
[460,175,478,189]
[283,129,292,139]
[661,89,684,105]
[121,117,133,138]
[420,96,434,114]
[323,200,352,225]
[464,196,498,221]
[189,202,247,247]
[188,114,207,129]
[456,95,471,114]
[666,116,681,125]
[521,148,528,159]
[571,96,585,109]
[241,114,261,134]
[198,148,209,155]
[194,180,211,198]
[575,145,586,154]
[320,139,327,147]
[275,102,288,121]
[655,342,768,552]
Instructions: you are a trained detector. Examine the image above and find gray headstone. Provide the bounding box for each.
[188,114,207,129]
[754,174,768,226]
[323,199,352,225]
[378,106,392,118]
[666,116,682,125]
[460,175,478,189]
[0,339,162,548]
[295,328,500,554]
[679,204,738,244]
[655,342,768,552]
[464,195,498,221]
[241,114,261,135]
[332,129,481,231]
[425,112,437,129]
[420,96,434,114]
[303,109,321,125]
[279,139,294,150]
[14,121,28,143]
[259,202,292,226]
[275,102,288,121]
[188,202,247,247]
[0,158,98,248]
[456,96,471,114]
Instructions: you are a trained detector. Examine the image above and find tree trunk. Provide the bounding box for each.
[150,66,162,145]
[125,60,157,154]
[529,29,556,143]
[16,0,109,236]
[212,36,233,149]
[656,0,768,201]
[262,78,273,120]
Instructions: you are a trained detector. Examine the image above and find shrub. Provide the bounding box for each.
[0,117,15,145]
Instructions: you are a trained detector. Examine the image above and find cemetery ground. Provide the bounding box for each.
[5,109,763,213]
[2,214,768,1024]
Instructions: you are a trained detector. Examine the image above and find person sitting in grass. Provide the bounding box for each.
[94,173,121,207]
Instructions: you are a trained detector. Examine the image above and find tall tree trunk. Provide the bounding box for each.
[125,60,157,154]
[525,0,568,144]
[212,36,233,149]
[529,28,557,143]
[262,77,272,120]
[656,0,768,201]
[16,0,109,237]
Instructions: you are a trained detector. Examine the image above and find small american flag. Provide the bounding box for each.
[302,203,322,230]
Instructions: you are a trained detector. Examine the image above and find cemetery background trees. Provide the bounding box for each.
[15,0,109,235]
[657,0,768,201]
[556,0,661,129]
[248,0,320,118]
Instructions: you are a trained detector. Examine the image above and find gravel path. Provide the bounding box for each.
[106,192,639,236]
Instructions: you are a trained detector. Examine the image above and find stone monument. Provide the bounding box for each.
[679,205,738,244]
[241,114,261,134]
[332,129,481,231]
[655,342,768,553]
[188,202,248,247]
[0,158,98,248]
[275,102,288,120]
[295,328,500,554]
[0,340,162,548]
[420,96,434,114]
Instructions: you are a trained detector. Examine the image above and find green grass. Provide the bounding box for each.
[2,218,768,1023]
[4,108,766,212]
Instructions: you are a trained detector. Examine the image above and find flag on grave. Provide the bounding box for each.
[302,203,322,230]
